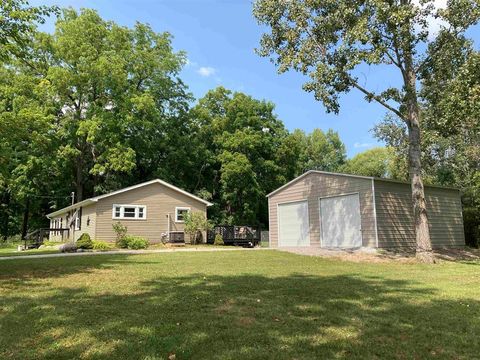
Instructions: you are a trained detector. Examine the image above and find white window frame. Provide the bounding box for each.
[175,207,191,223]
[74,211,81,231]
[112,204,147,220]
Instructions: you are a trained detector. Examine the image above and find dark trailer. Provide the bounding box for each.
[207,225,261,247]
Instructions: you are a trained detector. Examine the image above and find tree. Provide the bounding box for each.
[191,87,289,225]
[303,129,346,172]
[375,46,480,247]
[0,61,60,239]
[340,147,404,179]
[20,8,191,201]
[0,0,57,60]
[0,8,193,238]
[253,0,480,262]
[183,211,213,245]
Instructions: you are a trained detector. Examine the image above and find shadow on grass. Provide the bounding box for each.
[1,263,479,359]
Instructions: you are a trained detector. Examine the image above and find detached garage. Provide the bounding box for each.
[267,171,465,249]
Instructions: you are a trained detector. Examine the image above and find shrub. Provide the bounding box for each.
[213,234,224,246]
[60,242,77,253]
[124,235,149,250]
[184,212,213,245]
[92,240,113,251]
[76,233,93,249]
[113,222,128,246]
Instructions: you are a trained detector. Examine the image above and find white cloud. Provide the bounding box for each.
[197,66,216,77]
[354,142,375,149]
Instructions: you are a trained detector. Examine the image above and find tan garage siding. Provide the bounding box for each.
[95,182,207,243]
[268,172,376,248]
[374,180,464,248]
[74,204,96,241]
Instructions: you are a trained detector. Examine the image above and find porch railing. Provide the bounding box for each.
[24,228,70,249]
[207,225,261,246]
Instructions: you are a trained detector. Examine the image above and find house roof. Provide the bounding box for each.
[47,179,213,218]
[266,170,460,198]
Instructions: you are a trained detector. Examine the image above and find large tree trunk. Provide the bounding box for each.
[407,119,434,263]
[75,155,84,202]
[404,51,434,263]
[21,197,30,240]
[1,190,10,241]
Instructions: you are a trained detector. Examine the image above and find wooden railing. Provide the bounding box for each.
[207,225,261,246]
[24,228,69,249]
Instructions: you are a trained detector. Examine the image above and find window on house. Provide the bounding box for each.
[175,207,190,222]
[123,207,136,218]
[112,205,147,220]
[74,209,81,230]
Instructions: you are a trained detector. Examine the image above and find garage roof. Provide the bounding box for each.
[266,170,460,198]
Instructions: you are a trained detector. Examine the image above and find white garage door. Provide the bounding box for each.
[320,193,362,248]
[278,201,310,247]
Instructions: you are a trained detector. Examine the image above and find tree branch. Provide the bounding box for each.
[349,78,405,120]
[301,23,406,121]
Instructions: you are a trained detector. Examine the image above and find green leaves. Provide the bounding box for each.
[254,0,479,117]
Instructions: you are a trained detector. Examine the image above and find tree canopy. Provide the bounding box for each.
[340,147,402,179]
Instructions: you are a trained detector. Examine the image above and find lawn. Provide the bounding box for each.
[1,251,479,359]
[0,245,61,257]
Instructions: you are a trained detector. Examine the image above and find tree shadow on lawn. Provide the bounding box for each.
[0,254,139,289]
[1,271,479,359]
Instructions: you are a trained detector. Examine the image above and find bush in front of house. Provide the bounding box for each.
[214,234,224,246]
[123,235,149,250]
[76,233,93,249]
[184,211,213,245]
[113,222,128,247]
[92,240,114,251]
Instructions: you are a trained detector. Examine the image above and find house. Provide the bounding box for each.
[267,170,465,249]
[47,179,213,243]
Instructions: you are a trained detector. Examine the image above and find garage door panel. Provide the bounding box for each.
[320,194,362,248]
[278,201,310,247]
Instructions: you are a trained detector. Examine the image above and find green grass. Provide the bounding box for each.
[0,245,60,257]
[0,251,479,359]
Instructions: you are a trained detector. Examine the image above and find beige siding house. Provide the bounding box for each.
[267,171,465,249]
[47,179,213,243]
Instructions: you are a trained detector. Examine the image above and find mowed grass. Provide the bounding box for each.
[1,251,479,359]
[0,245,61,257]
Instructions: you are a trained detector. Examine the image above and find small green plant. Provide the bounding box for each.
[124,235,149,250]
[213,234,224,246]
[92,240,113,251]
[112,222,128,247]
[76,233,93,249]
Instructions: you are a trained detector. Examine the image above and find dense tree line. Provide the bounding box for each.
[0,5,347,238]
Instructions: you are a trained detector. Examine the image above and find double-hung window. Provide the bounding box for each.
[74,208,82,230]
[112,204,147,220]
[175,207,190,223]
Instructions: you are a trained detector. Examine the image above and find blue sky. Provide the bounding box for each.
[31,0,479,157]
